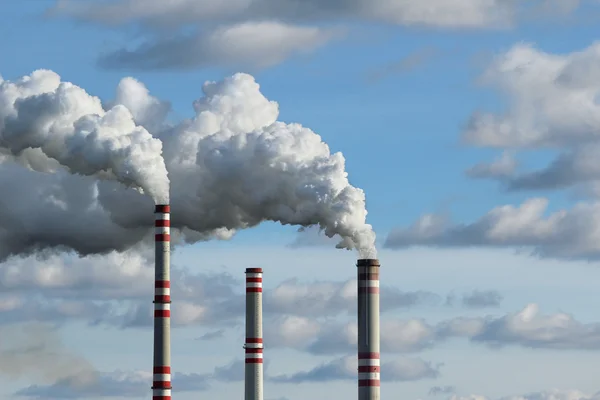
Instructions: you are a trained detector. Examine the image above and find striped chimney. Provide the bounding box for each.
[357,259,380,400]
[244,267,264,400]
[153,205,172,400]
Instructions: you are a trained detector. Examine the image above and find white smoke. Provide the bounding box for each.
[0,70,376,258]
[0,70,170,204]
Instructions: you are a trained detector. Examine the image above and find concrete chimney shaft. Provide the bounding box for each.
[245,267,264,400]
[153,205,172,400]
[357,258,380,400]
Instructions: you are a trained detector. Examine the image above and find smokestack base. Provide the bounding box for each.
[357,258,380,267]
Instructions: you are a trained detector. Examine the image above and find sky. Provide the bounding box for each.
[3,0,600,399]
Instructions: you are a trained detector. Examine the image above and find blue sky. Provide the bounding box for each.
[3,1,600,400]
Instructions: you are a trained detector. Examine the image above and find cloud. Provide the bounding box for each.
[266,316,322,348]
[429,386,456,396]
[365,47,439,83]
[385,42,600,261]
[270,304,600,354]
[269,355,440,383]
[197,329,226,341]
[0,249,244,328]
[0,323,96,384]
[97,22,341,70]
[47,0,584,70]
[463,42,600,149]
[466,152,517,180]
[287,318,436,355]
[213,359,245,382]
[0,247,447,330]
[265,277,440,317]
[384,197,600,260]
[14,370,211,398]
[462,304,600,350]
[50,0,557,30]
[450,389,600,400]
[463,42,600,192]
[461,290,503,308]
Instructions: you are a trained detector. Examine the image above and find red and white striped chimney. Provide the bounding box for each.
[357,259,380,400]
[153,205,172,400]
[244,267,263,400]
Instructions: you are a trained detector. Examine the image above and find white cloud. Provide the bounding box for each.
[461,290,504,308]
[265,277,440,317]
[46,0,585,70]
[466,152,518,180]
[450,389,600,400]
[269,355,440,383]
[386,42,600,260]
[14,369,214,398]
[51,0,564,30]
[463,42,600,148]
[269,303,600,354]
[97,22,342,70]
[385,197,600,259]
[0,323,95,384]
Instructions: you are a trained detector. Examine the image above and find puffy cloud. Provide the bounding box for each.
[386,42,600,260]
[0,70,376,259]
[0,69,169,203]
[0,248,444,331]
[0,249,244,328]
[269,355,440,383]
[384,197,600,260]
[464,304,600,350]
[463,42,600,149]
[269,304,600,354]
[266,316,322,348]
[276,318,435,355]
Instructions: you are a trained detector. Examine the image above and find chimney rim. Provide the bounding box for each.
[356,258,380,267]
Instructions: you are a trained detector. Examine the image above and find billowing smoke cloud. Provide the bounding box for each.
[0,70,376,258]
[0,70,170,204]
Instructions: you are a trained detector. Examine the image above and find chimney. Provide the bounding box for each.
[357,259,380,400]
[153,205,172,400]
[245,267,264,400]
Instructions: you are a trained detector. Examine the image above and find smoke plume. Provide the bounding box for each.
[0,70,376,258]
[0,70,170,204]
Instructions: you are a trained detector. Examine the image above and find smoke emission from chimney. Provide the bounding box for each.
[0,70,375,260]
[0,69,169,204]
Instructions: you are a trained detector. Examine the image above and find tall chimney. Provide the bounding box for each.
[357,259,380,400]
[244,267,264,400]
[153,205,172,400]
